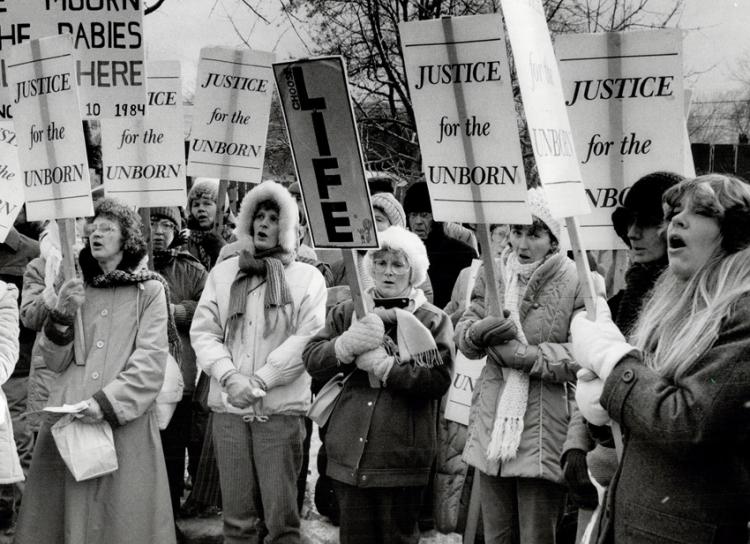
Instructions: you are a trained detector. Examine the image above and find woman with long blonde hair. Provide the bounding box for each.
[571,174,750,543]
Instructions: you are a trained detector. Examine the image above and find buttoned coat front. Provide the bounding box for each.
[15,279,176,544]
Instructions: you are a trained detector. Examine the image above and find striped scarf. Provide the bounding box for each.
[226,246,295,342]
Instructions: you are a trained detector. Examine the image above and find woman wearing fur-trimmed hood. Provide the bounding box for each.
[191,180,327,543]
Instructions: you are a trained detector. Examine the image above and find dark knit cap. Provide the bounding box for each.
[403,182,432,215]
[612,171,684,246]
[150,207,181,228]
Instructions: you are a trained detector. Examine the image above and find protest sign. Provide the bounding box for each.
[0,122,24,242]
[101,61,186,208]
[555,30,684,249]
[188,47,274,183]
[6,34,93,221]
[0,0,145,120]
[500,0,590,219]
[273,57,378,249]
[444,353,485,426]
[399,15,530,225]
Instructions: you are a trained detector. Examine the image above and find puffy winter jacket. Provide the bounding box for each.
[456,251,583,482]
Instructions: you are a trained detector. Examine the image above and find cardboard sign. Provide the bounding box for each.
[0,0,145,120]
[273,57,378,249]
[6,35,93,221]
[444,353,485,426]
[188,47,275,183]
[555,30,684,249]
[399,15,531,225]
[101,61,186,208]
[500,0,590,219]
[0,122,24,242]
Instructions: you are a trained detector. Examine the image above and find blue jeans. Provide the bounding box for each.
[479,473,565,544]
[212,413,305,544]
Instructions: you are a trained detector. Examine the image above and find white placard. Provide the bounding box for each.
[399,15,531,225]
[500,0,590,219]
[0,0,146,120]
[101,61,186,208]
[6,35,93,221]
[444,353,485,426]
[188,47,275,183]
[555,30,684,249]
[273,57,378,249]
[0,122,24,242]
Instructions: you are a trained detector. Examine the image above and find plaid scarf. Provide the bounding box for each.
[87,268,182,367]
[226,245,295,342]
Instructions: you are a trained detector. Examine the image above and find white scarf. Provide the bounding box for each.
[486,249,545,464]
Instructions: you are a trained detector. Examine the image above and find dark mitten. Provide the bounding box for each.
[562,449,598,509]
[467,310,517,348]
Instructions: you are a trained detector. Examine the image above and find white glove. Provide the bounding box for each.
[570,297,638,381]
[575,369,611,426]
[334,313,384,364]
[355,346,395,383]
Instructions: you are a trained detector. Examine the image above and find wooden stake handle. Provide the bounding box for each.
[57,219,86,366]
[342,249,379,388]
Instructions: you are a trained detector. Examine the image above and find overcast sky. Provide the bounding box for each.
[143,0,750,100]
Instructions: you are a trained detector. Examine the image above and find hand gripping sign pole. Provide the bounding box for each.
[272,58,380,387]
[500,0,624,462]
[399,14,535,543]
[7,35,94,366]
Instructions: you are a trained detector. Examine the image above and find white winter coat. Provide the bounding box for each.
[0,280,23,484]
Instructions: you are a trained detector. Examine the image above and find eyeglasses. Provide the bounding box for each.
[150,219,175,232]
[408,212,432,220]
[89,223,119,235]
[373,258,410,276]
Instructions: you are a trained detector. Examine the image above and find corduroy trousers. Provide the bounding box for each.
[212,412,305,544]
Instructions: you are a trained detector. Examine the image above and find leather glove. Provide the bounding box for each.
[562,449,598,509]
[334,313,384,364]
[53,278,85,322]
[570,297,638,381]
[355,346,395,384]
[467,310,517,349]
[223,372,266,409]
[486,339,538,371]
[575,369,610,426]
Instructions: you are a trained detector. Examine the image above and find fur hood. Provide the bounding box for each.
[366,226,430,287]
[235,180,299,255]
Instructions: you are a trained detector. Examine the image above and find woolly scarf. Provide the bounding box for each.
[188,229,219,271]
[226,245,295,343]
[372,288,443,369]
[614,257,668,337]
[486,250,545,464]
[85,265,182,367]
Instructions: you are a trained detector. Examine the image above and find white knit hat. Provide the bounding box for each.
[526,187,561,242]
[371,192,406,228]
[366,226,429,287]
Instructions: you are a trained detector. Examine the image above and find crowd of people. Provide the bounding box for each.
[0,172,748,544]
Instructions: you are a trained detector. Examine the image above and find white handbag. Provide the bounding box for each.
[155,353,184,430]
[52,414,118,481]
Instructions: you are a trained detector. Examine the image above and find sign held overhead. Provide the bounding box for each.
[6,34,93,221]
[399,14,531,225]
[188,47,275,184]
[273,57,378,250]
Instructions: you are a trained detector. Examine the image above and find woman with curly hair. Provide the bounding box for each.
[15,199,177,544]
[571,174,750,543]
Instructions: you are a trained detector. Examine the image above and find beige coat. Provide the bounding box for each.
[0,281,23,485]
[456,252,583,483]
[15,279,175,544]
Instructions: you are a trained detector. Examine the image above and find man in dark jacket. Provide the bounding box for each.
[148,206,208,526]
[403,182,477,309]
[0,219,39,529]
